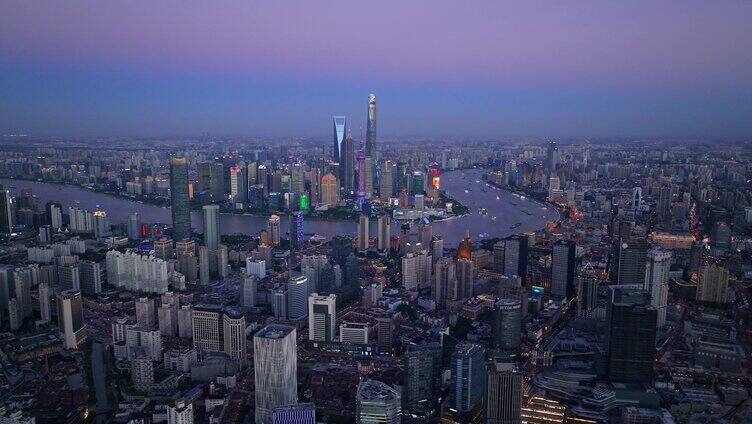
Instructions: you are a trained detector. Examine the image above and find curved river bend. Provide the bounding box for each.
[2,169,556,246]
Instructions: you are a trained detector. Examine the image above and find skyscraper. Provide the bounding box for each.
[503,235,528,279]
[308,293,336,341]
[614,238,649,285]
[445,343,485,424]
[696,263,730,304]
[229,165,247,204]
[486,362,522,424]
[606,287,657,383]
[433,257,456,306]
[287,275,309,321]
[366,93,377,156]
[379,160,393,201]
[342,131,356,193]
[493,299,521,357]
[404,348,436,414]
[267,215,281,246]
[290,211,304,250]
[357,214,369,252]
[254,324,298,424]
[551,240,576,299]
[290,162,305,196]
[377,214,391,252]
[39,283,51,323]
[169,156,192,241]
[58,290,86,349]
[320,173,340,205]
[457,258,474,299]
[576,263,598,318]
[332,116,346,163]
[202,204,220,251]
[644,249,671,328]
[356,379,401,424]
[191,304,246,359]
[0,184,13,234]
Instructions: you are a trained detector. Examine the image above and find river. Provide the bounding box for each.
[1,169,556,246]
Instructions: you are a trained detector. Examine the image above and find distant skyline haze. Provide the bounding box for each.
[1,0,751,138]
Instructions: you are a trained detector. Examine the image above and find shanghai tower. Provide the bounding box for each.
[366,94,377,156]
[170,156,192,241]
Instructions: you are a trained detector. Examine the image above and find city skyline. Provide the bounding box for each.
[2,1,752,138]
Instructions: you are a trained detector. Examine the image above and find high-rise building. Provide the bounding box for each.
[404,348,436,414]
[136,297,156,329]
[614,238,649,285]
[377,215,391,252]
[379,160,393,201]
[339,322,369,344]
[127,212,141,240]
[291,163,306,196]
[356,379,401,424]
[503,235,528,279]
[486,362,522,424]
[457,258,474,299]
[364,156,374,199]
[366,94,377,156]
[576,263,598,318]
[57,290,86,349]
[254,325,298,424]
[493,299,521,357]
[191,304,246,360]
[434,257,457,306]
[308,293,336,341]
[39,283,52,323]
[222,308,246,360]
[342,131,356,193]
[546,141,559,173]
[169,156,192,241]
[290,212,304,250]
[377,316,393,351]
[444,343,485,424]
[309,167,320,205]
[357,214,369,252]
[242,276,257,310]
[606,287,656,383]
[696,263,730,304]
[199,246,210,284]
[551,240,576,299]
[267,215,281,246]
[105,250,169,294]
[332,116,346,163]
[229,165,247,205]
[402,253,418,291]
[320,173,340,205]
[644,249,671,328]
[202,204,220,251]
[287,275,309,321]
[80,260,102,295]
[46,201,63,229]
[58,263,81,291]
[493,241,505,273]
[0,184,13,235]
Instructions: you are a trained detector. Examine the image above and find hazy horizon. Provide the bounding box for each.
[2,1,752,138]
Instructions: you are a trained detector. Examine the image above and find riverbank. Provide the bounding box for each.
[1,169,550,246]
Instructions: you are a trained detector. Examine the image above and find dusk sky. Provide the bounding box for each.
[2,1,751,139]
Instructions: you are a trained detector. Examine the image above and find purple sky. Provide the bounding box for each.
[2,1,751,138]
